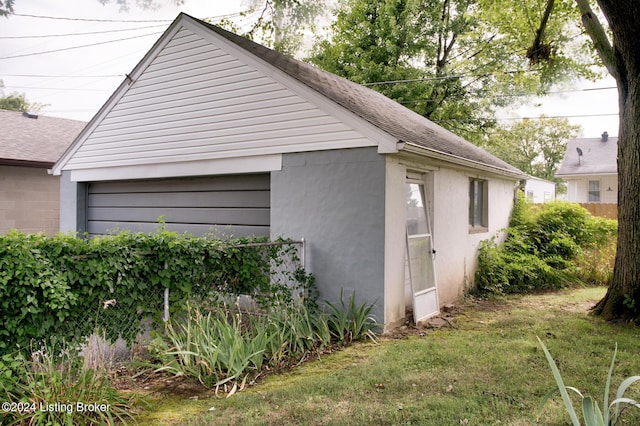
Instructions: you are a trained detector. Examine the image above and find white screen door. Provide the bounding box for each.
[406,181,439,322]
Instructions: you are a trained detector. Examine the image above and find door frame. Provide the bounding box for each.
[405,172,439,323]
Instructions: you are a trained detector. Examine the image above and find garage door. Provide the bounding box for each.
[86,174,270,237]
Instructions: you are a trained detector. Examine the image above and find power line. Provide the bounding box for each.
[11,12,243,23]
[0,24,168,39]
[11,13,173,23]
[0,32,163,60]
[432,113,619,124]
[2,74,122,78]
[5,86,112,92]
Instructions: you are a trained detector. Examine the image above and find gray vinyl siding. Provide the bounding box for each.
[64,26,374,171]
[86,174,269,237]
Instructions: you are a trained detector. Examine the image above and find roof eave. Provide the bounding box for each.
[0,158,54,168]
[401,142,526,180]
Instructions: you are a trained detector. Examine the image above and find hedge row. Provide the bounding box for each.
[0,229,306,355]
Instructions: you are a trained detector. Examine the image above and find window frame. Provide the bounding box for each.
[469,178,489,233]
[588,180,601,202]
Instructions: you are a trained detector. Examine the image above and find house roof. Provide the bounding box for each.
[53,13,524,179]
[198,17,523,178]
[555,136,618,177]
[0,109,86,167]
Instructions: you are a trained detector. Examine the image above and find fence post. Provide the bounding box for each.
[163,288,170,323]
[300,237,306,270]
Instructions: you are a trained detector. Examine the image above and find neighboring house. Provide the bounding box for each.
[524,176,556,203]
[52,13,525,330]
[0,110,86,235]
[556,133,617,205]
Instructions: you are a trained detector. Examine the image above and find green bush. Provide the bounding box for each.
[475,195,617,295]
[0,229,311,355]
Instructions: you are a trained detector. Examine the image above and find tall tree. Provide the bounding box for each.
[308,0,597,142]
[483,116,581,182]
[576,0,640,321]
[525,0,640,321]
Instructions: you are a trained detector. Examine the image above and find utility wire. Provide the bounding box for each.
[11,12,242,23]
[0,32,163,60]
[11,13,173,23]
[3,74,122,78]
[432,113,619,124]
[0,24,168,39]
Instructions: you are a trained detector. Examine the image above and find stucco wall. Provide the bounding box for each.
[433,168,516,304]
[0,165,60,235]
[270,147,387,323]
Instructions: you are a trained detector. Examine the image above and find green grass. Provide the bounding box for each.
[135,287,640,425]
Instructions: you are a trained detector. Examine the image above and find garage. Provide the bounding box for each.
[84,173,270,237]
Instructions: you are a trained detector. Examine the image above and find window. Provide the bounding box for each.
[469,179,488,231]
[588,180,600,202]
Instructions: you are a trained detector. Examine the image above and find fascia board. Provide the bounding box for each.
[401,142,526,181]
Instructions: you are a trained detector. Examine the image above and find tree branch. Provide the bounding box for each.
[573,0,617,78]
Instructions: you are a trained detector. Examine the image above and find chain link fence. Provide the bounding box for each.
[78,240,306,367]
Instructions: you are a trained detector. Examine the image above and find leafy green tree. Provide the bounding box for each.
[241,0,325,55]
[483,116,581,182]
[308,0,597,142]
[0,80,44,112]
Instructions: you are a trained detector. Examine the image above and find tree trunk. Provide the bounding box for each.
[590,0,640,321]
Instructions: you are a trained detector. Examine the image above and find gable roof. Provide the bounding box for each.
[53,13,523,179]
[555,136,618,177]
[197,17,522,177]
[0,109,86,168]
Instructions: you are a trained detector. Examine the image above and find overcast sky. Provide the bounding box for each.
[0,0,619,138]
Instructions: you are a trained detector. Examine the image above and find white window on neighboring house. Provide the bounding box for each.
[469,178,488,232]
[526,190,534,201]
[588,180,600,202]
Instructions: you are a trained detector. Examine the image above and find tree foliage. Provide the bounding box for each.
[483,116,581,182]
[308,0,599,142]
[0,80,44,113]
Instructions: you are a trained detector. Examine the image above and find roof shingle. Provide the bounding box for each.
[555,137,618,177]
[0,109,86,167]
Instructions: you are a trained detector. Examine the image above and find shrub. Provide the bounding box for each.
[475,195,617,295]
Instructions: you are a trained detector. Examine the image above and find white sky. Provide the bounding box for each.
[0,0,619,138]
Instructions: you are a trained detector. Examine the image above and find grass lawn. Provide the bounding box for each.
[133,287,640,425]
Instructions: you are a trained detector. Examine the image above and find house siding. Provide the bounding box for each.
[63,26,377,172]
[0,165,60,235]
[566,175,617,204]
[270,147,387,323]
[78,174,270,237]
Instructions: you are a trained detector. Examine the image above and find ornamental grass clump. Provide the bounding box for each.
[1,339,140,426]
[154,292,378,394]
[537,337,640,425]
